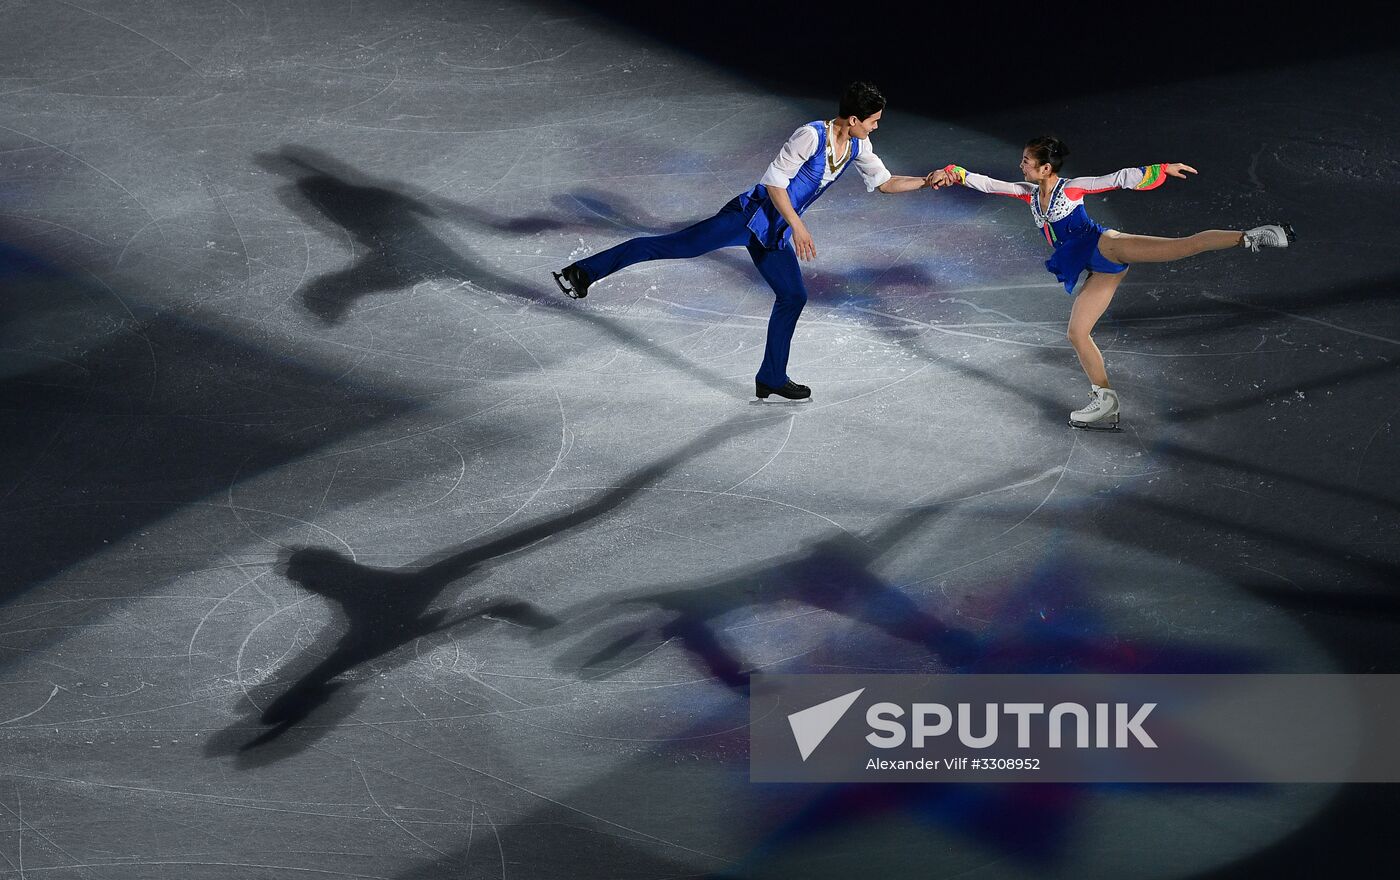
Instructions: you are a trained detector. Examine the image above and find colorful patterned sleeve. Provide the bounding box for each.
[945,165,1035,202]
[1063,164,1168,200]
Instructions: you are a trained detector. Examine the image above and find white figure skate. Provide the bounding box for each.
[1069,385,1122,431]
[1242,223,1296,253]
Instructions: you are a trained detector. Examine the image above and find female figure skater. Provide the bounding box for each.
[934,137,1293,429]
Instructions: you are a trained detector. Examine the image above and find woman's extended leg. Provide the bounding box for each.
[1096,228,1242,265]
[1067,269,1128,387]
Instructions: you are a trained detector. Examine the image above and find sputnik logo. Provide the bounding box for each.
[787,688,865,761]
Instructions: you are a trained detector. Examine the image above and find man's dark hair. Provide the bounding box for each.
[1025,136,1070,173]
[839,81,885,121]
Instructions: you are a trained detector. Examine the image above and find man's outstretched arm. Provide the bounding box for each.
[877,175,935,194]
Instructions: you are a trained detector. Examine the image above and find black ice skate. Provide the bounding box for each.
[552,264,592,299]
[755,380,812,401]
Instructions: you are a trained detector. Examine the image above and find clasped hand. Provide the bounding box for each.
[923,169,953,189]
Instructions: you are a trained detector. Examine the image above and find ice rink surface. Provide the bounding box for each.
[2,1,1399,877]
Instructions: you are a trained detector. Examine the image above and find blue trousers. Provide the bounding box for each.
[574,198,808,389]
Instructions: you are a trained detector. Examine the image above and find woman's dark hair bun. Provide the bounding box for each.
[1025,136,1069,172]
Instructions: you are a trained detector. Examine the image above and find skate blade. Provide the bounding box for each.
[551,271,585,299]
[1068,417,1122,432]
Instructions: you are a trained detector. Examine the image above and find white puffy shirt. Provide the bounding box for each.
[757,123,893,194]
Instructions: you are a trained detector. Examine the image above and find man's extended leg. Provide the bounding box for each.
[748,240,810,397]
[557,200,749,298]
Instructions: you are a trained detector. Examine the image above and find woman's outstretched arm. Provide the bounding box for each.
[940,164,1036,202]
[1062,163,1196,199]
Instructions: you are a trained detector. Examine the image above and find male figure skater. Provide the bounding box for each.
[554,82,939,400]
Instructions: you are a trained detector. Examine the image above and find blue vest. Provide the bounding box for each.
[740,120,860,250]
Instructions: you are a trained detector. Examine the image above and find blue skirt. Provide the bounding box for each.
[1044,226,1127,294]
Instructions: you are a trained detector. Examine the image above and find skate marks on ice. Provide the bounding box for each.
[789,263,1092,431]
[1128,271,1400,348]
[713,563,1266,878]
[1104,271,1400,423]
[258,146,749,398]
[1162,352,1400,423]
[1107,490,1400,591]
[1030,427,1400,677]
[1236,582,1400,674]
[387,553,1268,880]
[0,311,422,671]
[541,467,1065,691]
[805,270,1400,663]
[204,415,774,765]
[1159,440,1400,518]
[846,313,1400,647]
[861,297,1400,655]
[851,274,1399,444]
[820,265,1400,428]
